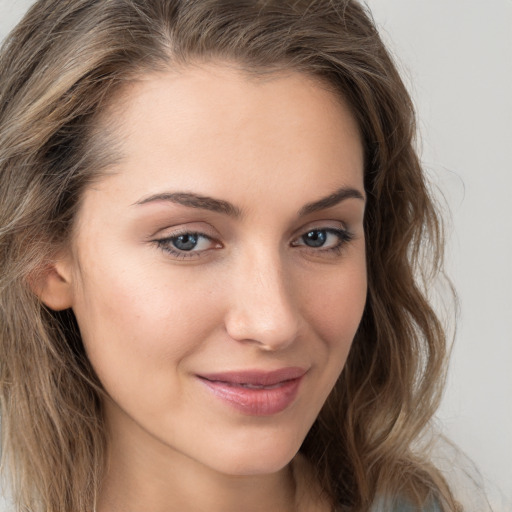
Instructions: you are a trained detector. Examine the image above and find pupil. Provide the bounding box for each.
[304,230,326,247]
[172,234,198,251]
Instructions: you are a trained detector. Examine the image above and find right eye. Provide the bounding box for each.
[155,231,220,259]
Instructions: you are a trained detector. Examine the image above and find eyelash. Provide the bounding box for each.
[154,227,354,260]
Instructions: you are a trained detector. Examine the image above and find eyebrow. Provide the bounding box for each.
[134,192,242,217]
[298,187,365,216]
[134,186,365,217]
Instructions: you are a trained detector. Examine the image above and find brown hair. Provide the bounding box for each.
[0,1,458,510]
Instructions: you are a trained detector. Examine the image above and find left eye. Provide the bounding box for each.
[292,228,349,249]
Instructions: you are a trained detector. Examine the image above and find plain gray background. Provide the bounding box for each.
[1,0,511,509]
[366,1,512,508]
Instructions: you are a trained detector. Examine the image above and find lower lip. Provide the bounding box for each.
[198,377,303,416]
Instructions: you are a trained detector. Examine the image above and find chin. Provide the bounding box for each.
[214,453,296,477]
[199,429,304,477]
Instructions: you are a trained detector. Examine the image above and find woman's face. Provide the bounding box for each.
[57,64,367,477]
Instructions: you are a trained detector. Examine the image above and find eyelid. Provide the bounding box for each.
[149,220,220,240]
[291,219,349,238]
[291,227,351,244]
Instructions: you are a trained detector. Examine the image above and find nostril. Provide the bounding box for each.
[224,305,299,350]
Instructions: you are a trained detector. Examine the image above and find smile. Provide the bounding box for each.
[197,367,306,416]
[229,382,282,390]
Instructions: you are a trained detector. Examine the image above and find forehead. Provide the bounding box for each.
[84,63,364,214]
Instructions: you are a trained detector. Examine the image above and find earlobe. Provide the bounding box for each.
[29,259,74,311]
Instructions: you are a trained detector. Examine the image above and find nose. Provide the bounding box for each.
[224,250,300,351]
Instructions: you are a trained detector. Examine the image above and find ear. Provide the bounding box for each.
[29,256,74,311]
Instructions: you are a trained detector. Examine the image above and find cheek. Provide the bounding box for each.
[279,255,367,428]
[71,254,223,390]
[299,258,367,354]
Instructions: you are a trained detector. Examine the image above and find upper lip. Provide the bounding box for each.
[197,367,307,386]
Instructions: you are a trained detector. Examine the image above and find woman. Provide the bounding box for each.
[0,0,461,511]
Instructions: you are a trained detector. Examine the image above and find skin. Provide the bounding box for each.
[42,63,367,512]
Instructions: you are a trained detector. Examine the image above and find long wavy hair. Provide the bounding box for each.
[0,1,458,511]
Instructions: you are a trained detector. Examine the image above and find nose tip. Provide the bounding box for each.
[224,264,299,351]
[226,310,299,351]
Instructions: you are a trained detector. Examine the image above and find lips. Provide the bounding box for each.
[197,367,306,416]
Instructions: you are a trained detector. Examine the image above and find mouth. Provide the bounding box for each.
[197,367,307,416]
[217,382,284,390]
